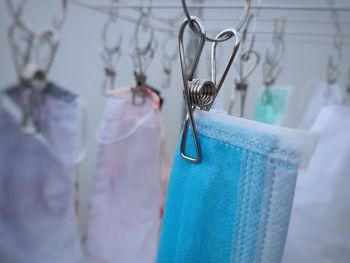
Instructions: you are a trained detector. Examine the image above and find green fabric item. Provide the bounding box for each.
[254,86,291,125]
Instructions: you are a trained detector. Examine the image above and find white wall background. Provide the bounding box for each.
[0,0,349,232]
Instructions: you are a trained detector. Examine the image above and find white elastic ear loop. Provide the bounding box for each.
[96,106,155,145]
[0,93,88,166]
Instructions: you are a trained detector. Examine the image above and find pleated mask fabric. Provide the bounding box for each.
[0,84,85,263]
[85,87,168,263]
[157,110,317,263]
[283,106,350,263]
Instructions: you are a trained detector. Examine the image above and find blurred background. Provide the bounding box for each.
[0,0,349,234]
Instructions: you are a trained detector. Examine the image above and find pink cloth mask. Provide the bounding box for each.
[0,85,85,263]
[85,87,169,263]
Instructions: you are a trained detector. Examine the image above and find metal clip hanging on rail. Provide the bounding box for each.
[161,35,178,89]
[100,3,122,94]
[133,71,148,106]
[129,6,158,106]
[346,68,350,104]
[179,16,241,163]
[229,13,260,116]
[262,16,286,88]
[181,0,251,42]
[178,17,207,163]
[6,0,68,134]
[229,0,261,117]
[326,0,344,85]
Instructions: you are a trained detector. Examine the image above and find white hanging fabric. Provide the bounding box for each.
[85,87,169,263]
[0,84,85,263]
[299,81,344,130]
[283,105,350,263]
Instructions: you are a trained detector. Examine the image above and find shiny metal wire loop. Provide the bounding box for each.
[179,16,206,163]
[181,0,251,42]
[263,17,286,87]
[179,15,241,164]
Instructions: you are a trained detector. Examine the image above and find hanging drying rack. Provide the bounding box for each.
[70,0,350,44]
[70,0,350,12]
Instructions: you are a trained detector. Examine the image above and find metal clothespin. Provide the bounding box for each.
[6,0,67,134]
[129,6,158,106]
[326,0,343,85]
[101,1,122,94]
[262,17,286,88]
[161,57,173,89]
[179,16,241,163]
[132,71,148,106]
[161,28,178,89]
[230,13,260,116]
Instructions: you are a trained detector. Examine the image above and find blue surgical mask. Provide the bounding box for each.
[157,110,316,263]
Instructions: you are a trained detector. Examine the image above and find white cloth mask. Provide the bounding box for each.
[283,106,350,263]
[0,84,85,263]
